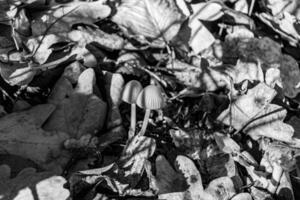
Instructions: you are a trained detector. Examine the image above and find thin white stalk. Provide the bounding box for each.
[130,103,136,133]
[139,109,151,136]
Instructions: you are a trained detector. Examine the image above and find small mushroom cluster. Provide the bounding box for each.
[121,80,165,139]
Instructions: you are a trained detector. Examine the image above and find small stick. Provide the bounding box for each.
[249,0,255,16]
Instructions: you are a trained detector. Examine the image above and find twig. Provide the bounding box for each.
[248,0,255,16]
[232,107,284,136]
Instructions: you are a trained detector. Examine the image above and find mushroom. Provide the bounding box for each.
[122,80,143,136]
[136,85,164,136]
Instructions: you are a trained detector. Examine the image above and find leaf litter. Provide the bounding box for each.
[1,0,300,199]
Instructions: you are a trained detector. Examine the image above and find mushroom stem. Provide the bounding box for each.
[130,103,136,133]
[139,109,151,136]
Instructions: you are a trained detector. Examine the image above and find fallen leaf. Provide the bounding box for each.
[0,167,70,200]
[0,104,69,169]
[225,59,264,84]
[279,54,300,98]
[218,83,295,142]
[261,0,298,16]
[112,0,186,47]
[214,132,241,154]
[265,67,282,88]
[31,1,111,36]
[256,12,300,46]
[166,60,229,91]
[154,155,187,194]
[26,34,66,64]
[190,1,224,21]
[231,193,252,200]
[44,67,107,138]
[0,62,36,86]
[205,177,236,200]
[104,71,124,129]
[69,135,156,197]
[223,37,282,68]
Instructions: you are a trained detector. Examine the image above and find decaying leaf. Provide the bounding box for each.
[112,0,186,47]
[223,37,282,68]
[154,155,187,194]
[0,62,36,86]
[256,12,300,46]
[265,67,282,88]
[0,167,70,200]
[0,104,69,170]
[218,83,295,142]
[225,60,264,84]
[261,0,298,15]
[26,34,66,64]
[190,1,224,21]
[104,71,124,129]
[214,132,241,154]
[69,135,156,197]
[166,60,229,91]
[44,67,107,139]
[31,1,111,36]
[205,176,236,200]
[279,54,300,98]
[176,0,225,53]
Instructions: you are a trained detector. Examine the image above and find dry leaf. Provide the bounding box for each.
[154,155,187,194]
[214,132,241,154]
[205,152,241,181]
[178,4,217,54]
[112,0,186,47]
[44,68,107,138]
[169,128,203,159]
[104,72,124,129]
[66,26,126,50]
[226,60,264,84]
[223,37,282,68]
[0,167,70,200]
[279,54,300,98]
[231,193,252,200]
[158,192,189,200]
[205,177,236,200]
[174,1,224,53]
[261,143,294,199]
[0,62,36,86]
[218,83,295,142]
[175,155,216,200]
[26,34,66,64]
[190,1,224,21]
[235,0,249,13]
[31,1,111,36]
[265,67,282,88]
[166,60,229,91]
[70,135,156,197]
[261,0,298,16]
[0,104,69,168]
[256,12,300,46]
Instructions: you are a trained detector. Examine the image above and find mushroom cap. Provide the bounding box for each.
[122,80,143,104]
[136,85,164,110]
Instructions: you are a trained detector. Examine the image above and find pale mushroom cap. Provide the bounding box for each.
[136,85,164,110]
[122,80,143,104]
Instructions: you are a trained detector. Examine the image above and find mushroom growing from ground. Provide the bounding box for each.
[122,80,143,138]
[136,85,164,136]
